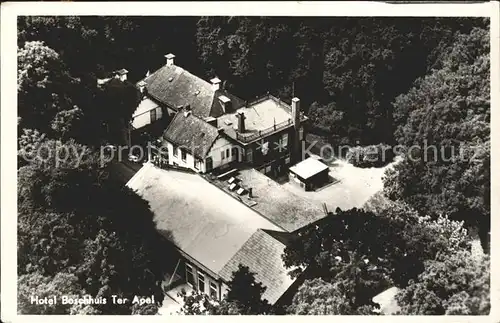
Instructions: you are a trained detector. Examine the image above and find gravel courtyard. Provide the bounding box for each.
[281,157,401,213]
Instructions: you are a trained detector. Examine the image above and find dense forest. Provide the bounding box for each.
[17,16,490,315]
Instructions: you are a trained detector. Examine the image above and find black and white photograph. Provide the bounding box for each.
[1,1,498,319]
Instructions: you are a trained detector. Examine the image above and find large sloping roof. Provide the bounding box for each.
[126,163,284,275]
[219,229,296,305]
[162,111,219,159]
[141,65,244,118]
[236,168,326,232]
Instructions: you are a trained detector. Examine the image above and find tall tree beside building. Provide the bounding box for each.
[396,251,490,315]
[384,26,490,244]
[17,41,83,139]
[179,265,270,315]
[17,140,176,314]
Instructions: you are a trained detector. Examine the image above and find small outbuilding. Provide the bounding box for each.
[288,157,329,191]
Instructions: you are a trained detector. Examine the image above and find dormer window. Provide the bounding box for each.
[218,95,231,113]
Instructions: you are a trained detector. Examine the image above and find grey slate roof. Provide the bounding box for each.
[125,163,284,277]
[162,111,220,159]
[219,229,296,305]
[142,65,244,118]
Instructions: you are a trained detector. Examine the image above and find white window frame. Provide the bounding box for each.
[194,158,201,170]
[197,272,206,293]
[186,263,195,287]
[209,281,218,299]
[282,133,288,147]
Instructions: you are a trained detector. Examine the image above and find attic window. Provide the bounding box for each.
[224,119,232,126]
[168,77,174,82]
[194,90,200,96]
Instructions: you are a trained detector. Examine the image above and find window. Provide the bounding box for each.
[265,165,272,174]
[173,145,178,157]
[150,109,157,122]
[206,157,213,171]
[198,272,206,293]
[186,264,195,287]
[210,281,218,299]
[282,133,288,148]
[261,141,269,155]
[221,150,225,160]
[232,147,238,161]
[226,148,230,158]
[181,149,187,162]
[194,158,202,170]
[285,156,291,165]
[246,149,253,163]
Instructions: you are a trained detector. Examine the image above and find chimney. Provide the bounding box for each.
[165,53,175,66]
[211,77,221,91]
[219,95,231,113]
[237,112,246,133]
[116,69,128,82]
[138,80,147,93]
[291,97,301,162]
[183,105,192,117]
[292,97,300,128]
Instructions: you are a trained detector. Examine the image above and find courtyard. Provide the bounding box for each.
[281,156,401,214]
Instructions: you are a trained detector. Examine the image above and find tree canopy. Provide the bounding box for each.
[383,26,490,245]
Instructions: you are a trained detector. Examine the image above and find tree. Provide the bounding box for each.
[225,265,271,314]
[18,140,176,314]
[179,265,270,315]
[288,277,379,315]
[396,251,490,315]
[18,272,82,314]
[385,26,490,246]
[18,41,80,137]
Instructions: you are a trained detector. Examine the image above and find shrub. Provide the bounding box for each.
[346,144,394,168]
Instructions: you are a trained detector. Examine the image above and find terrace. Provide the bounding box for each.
[207,167,326,232]
[217,94,306,144]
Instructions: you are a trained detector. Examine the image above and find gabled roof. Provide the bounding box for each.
[141,65,244,118]
[125,163,284,276]
[162,111,219,159]
[219,229,296,305]
[133,98,159,118]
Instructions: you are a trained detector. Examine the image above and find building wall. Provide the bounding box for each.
[166,142,196,170]
[206,136,237,171]
[165,136,236,173]
[182,258,224,301]
[132,107,163,130]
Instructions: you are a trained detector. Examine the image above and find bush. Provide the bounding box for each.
[346,144,394,168]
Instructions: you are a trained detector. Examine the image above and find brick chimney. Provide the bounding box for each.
[211,77,221,91]
[237,112,246,133]
[165,53,175,66]
[183,104,192,117]
[115,69,128,82]
[291,97,301,162]
[138,80,147,93]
